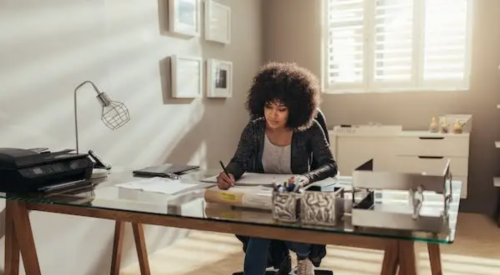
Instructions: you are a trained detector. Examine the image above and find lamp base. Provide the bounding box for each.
[91,168,109,180]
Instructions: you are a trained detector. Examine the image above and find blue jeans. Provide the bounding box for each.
[243,237,312,275]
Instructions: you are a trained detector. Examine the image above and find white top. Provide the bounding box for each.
[262,134,292,174]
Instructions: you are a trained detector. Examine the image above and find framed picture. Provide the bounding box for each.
[171,55,203,98]
[206,59,233,98]
[204,0,231,44]
[169,0,201,36]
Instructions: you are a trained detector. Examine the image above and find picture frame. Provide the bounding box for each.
[171,55,203,98]
[169,0,201,37]
[204,0,231,44]
[206,59,233,98]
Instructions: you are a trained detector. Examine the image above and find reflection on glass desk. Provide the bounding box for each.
[0,168,461,245]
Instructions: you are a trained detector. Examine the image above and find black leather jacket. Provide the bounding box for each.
[226,117,337,183]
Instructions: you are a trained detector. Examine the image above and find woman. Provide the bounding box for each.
[216,62,338,275]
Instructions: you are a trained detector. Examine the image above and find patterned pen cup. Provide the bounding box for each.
[272,191,302,223]
[300,187,345,226]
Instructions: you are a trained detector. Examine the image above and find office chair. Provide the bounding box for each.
[232,109,334,275]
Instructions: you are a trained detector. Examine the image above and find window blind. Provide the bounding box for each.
[327,0,365,85]
[372,0,414,83]
[423,0,469,83]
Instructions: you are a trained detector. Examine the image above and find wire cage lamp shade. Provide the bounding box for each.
[95,92,130,130]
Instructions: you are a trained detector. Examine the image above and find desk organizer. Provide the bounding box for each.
[300,187,344,226]
[272,191,301,222]
[351,159,453,233]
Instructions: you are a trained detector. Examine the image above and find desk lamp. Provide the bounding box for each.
[74,80,131,178]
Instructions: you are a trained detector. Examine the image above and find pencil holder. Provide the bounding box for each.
[300,187,345,226]
[272,191,302,223]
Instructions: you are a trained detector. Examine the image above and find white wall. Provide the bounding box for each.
[0,0,263,274]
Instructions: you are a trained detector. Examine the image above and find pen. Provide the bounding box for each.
[219,161,234,186]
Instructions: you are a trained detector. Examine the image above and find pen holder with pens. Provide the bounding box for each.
[300,187,345,226]
[272,190,302,223]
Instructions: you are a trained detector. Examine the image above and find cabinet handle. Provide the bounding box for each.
[418,137,444,140]
[418,156,444,159]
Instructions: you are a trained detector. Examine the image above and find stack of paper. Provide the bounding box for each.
[115,177,207,195]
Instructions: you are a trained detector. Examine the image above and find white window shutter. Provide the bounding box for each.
[422,0,470,89]
[371,0,415,87]
[325,0,472,93]
[326,0,366,89]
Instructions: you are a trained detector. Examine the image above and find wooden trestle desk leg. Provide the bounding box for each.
[110,221,125,275]
[397,241,417,275]
[4,200,20,275]
[131,223,151,275]
[6,201,42,275]
[110,221,151,275]
[380,240,417,275]
[380,241,399,275]
[427,244,442,275]
[380,240,442,275]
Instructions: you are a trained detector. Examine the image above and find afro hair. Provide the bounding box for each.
[245,62,321,130]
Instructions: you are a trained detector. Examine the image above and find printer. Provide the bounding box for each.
[0,148,94,193]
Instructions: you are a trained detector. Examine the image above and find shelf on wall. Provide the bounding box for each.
[496,142,500,148]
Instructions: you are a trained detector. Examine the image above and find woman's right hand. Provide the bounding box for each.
[216,172,235,190]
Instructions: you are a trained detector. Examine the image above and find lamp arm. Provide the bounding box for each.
[74,81,102,153]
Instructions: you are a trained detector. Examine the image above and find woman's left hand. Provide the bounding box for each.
[286,175,309,191]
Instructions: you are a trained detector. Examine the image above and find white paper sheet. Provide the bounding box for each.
[201,172,297,186]
[115,177,205,195]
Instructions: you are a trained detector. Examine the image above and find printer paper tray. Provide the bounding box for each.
[37,179,93,194]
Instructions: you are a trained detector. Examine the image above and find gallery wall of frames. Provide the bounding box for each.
[168,0,233,99]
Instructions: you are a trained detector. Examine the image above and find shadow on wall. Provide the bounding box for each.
[160,90,245,169]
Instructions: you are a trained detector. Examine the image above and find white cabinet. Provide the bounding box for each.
[329,127,470,198]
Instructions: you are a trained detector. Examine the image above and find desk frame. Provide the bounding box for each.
[4,200,443,275]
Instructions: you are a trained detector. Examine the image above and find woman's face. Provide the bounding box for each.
[264,100,289,130]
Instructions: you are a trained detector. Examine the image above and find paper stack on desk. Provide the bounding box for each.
[204,186,273,210]
[115,177,208,195]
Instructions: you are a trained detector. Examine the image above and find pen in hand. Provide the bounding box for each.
[219,161,235,187]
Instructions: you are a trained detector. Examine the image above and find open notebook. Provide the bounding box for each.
[201,172,297,187]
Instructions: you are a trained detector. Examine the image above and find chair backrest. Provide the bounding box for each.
[314,108,330,144]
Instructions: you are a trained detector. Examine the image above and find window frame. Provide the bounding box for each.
[321,0,474,94]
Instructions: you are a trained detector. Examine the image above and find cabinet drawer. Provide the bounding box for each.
[397,136,469,157]
[394,156,468,177]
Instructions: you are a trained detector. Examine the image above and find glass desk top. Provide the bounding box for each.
[0,167,461,245]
